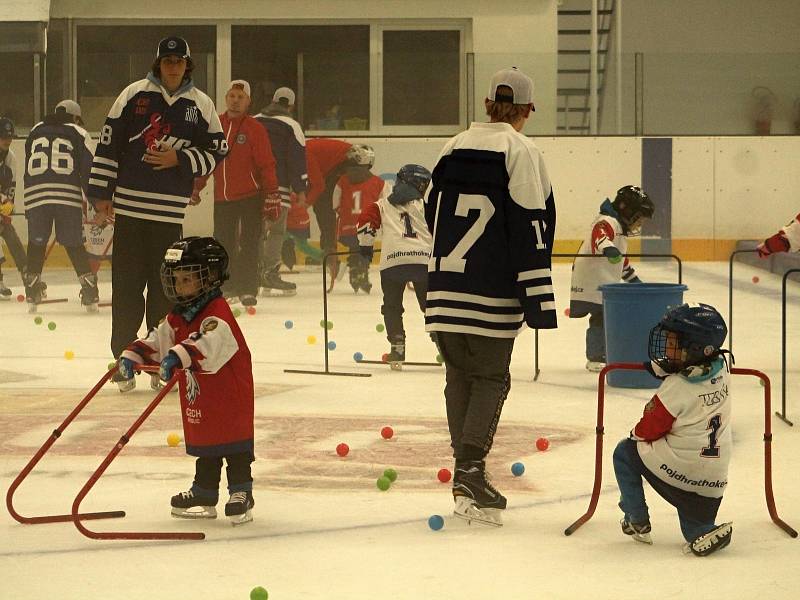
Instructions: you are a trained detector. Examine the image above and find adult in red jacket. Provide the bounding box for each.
[305,138,357,263]
[194,80,278,306]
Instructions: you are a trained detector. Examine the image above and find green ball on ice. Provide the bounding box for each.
[320,319,333,330]
[250,586,268,600]
[47,321,56,331]
[34,316,43,325]
[376,476,391,491]
[375,323,385,332]
[107,361,116,371]
[436,354,444,364]
[383,468,398,482]
[232,308,241,318]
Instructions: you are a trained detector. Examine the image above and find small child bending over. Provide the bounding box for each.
[118,236,256,525]
[613,302,733,556]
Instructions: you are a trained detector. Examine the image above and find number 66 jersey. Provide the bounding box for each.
[425,121,557,337]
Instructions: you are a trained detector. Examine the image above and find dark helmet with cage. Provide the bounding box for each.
[389,164,432,206]
[346,144,375,168]
[648,303,728,373]
[160,236,229,306]
[0,117,15,139]
[611,185,654,235]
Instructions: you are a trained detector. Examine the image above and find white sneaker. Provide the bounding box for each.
[586,361,606,372]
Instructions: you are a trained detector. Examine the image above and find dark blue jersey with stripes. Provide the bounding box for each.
[425,122,557,337]
[23,115,93,212]
[87,74,227,224]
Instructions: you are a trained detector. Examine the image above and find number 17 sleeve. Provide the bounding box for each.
[508,186,557,330]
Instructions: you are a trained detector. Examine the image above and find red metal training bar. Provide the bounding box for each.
[6,368,126,525]
[71,365,204,541]
[564,363,797,539]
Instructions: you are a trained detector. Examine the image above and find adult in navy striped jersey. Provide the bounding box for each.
[0,117,27,299]
[23,100,96,310]
[87,36,228,391]
[426,67,556,526]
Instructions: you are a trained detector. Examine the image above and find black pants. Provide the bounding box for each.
[380,265,427,340]
[312,162,348,255]
[437,331,515,461]
[111,215,181,357]
[194,451,254,493]
[0,221,27,278]
[213,196,262,296]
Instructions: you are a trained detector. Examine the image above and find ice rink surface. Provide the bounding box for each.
[1,260,799,600]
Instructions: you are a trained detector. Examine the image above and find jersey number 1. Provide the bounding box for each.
[701,414,722,458]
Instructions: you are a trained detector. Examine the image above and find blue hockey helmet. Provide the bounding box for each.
[160,236,229,305]
[648,303,728,373]
[387,164,432,206]
[0,117,15,139]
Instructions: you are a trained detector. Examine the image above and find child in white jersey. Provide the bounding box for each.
[757,211,800,257]
[613,302,733,556]
[569,185,654,371]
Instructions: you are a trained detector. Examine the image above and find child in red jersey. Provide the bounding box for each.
[118,236,256,525]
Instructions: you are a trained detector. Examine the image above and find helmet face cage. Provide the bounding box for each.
[396,164,432,196]
[348,144,375,167]
[160,263,214,305]
[160,237,229,306]
[647,303,727,373]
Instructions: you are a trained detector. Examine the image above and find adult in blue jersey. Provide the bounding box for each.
[426,67,557,527]
[23,100,96,311]
[87,36,228,392]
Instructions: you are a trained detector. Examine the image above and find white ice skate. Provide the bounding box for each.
[453,496,503,527]
[585,360,606,373]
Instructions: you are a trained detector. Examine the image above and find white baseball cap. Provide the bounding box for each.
[55,99,82,117]
[487,67,535,109]
[228,80,251,97]
[272,87,296,106]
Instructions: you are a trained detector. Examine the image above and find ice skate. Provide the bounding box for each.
[261,268,296,296]
[79,273,99,313]
[24,273,47,314]
[387,335,405,371]
[585,360,606,372]
[685,522,732,556]
[621,518,653,545]
[225,491,254,526]
[111,371,136,393]
[0,279,11,300]
[349,269,372,294]
[452,460,506,527]
[171,488,218,519]
[239,294,257,307]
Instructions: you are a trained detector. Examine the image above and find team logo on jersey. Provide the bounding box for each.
[185,106,199,124]
[135,97,150,115]
[185,371,200,406]
[235,133,247,144]
[201,318,218,333]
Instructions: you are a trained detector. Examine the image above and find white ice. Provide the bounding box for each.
[1,261,799,600]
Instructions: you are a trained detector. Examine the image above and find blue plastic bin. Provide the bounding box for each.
[600,283,688,388]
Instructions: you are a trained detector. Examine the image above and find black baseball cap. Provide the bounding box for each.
[0,117,14,138]
[156,36,191,60]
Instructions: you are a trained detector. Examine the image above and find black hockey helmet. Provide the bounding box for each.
[612,185,654,234]
[160,236,229,305]
[0,117,15,139]
[648,303,728,373]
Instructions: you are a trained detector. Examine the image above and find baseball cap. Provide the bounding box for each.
[156,36,191,60]
[273,87,296,106]
[487,67,535,109]
[55,99,82,118]
[228,80,251,97]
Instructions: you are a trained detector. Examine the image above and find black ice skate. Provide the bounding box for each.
[261,267,297,296]
[684,522,732,556]
[386,335,405,371]
[79,273,99,313]
[239,294,257,306]
[621,518,653,545]
[24,272,47,314]
[349,269,372,294]
[0,278,11,300]
[452,460,506,527]
[225,491,255,526]
[170,489,218,519]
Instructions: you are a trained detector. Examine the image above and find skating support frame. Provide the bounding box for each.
[564,363,796,539]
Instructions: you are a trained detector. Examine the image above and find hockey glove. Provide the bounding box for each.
[602,246,622,264]
[262,192,282,222]
[159,350,182,382]
[757,233,790,258]
[359,245,374,261]
[117,357,137,380]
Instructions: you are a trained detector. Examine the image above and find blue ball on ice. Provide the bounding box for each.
[428,514,444,531]
[327,341,336,350]
[511,462,525,477]
[353,351,364,362]
[284,320,294,329]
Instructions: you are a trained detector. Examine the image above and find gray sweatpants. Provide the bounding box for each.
[259,206,288,273]
[437,331,515,460]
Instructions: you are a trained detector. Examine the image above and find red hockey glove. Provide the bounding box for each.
[757,233,790,258]
[262,192,282,222]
